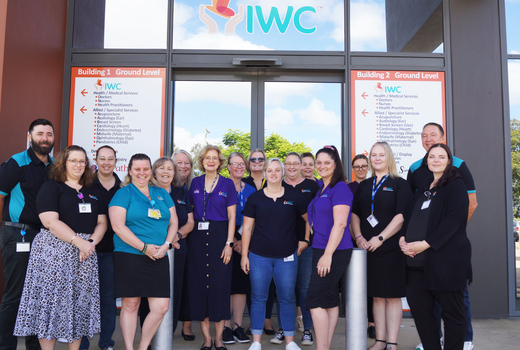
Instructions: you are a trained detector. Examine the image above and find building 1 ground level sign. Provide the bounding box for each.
[351,70,446,178]
[68,67,166,179]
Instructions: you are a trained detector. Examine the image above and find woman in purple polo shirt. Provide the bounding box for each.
[186,145,238,350]
[305,145,353,350]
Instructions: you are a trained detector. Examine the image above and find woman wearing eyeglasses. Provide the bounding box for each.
[243,149,267,191]
[222,152,256,344]
[14,146,107,349]
[351,142,412,350]
[186,145,238,350]
[400,144,471,350]
[348,154,369,195]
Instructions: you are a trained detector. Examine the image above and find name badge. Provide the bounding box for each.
[367,214,379,228]
[79,203,92,213]
[238,225,243,235]
[421,200,431,210]
[198,221,210,230]
[16,242,31,252]
[148,208,161,219]
[284,253,295,262]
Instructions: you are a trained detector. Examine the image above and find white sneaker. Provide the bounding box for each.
[416,343,424,350]
[296,315,304,332]
[248,341,262,350]
[463,341,474,350]
[286,341,301,350]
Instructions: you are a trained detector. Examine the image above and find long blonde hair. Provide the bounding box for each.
[368,142,399,178]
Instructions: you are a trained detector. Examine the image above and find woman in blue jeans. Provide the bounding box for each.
[241,158,309,350]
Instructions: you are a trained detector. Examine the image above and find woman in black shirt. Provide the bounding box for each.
[400,144,471,350]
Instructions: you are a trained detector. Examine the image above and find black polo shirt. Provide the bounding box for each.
[282,178,320,241]
[92,172,122,252]
[0,147,53,226]
[407,155,476,194]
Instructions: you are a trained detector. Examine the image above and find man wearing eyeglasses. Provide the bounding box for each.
[407,122,477,350]
[0,119,55,350]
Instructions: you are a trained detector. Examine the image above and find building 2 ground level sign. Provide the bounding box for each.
[68,67,166,178]
[351,70,446,178]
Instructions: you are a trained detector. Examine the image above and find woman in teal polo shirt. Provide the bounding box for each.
[109,153,179,350]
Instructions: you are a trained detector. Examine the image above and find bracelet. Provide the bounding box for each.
[355,235,362,240]
[304,239,311,247]
[70,234,77,243]
[141,243,148,254]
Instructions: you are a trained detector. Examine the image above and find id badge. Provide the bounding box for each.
[421,200,431,210]
[367,214,379,228]
[310,226,314,235]
[79,203,92,213]
[16,242,31,252]
[148,208,162,219]
[198,221,210,230]
[238,225,243,235]
[284,253,295,262]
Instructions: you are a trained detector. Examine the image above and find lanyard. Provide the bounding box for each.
[131,184,155,208]
[238,182,245,210]
[371,174,389,214]
[203,175,218,221]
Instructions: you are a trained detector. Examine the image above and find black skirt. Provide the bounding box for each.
[367,248,405,298]
[306,248,352,309]
[231,225,250,295]
[113,251,170,298]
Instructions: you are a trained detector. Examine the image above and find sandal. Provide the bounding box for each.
[368,339,387,350]
[387,342,397,350]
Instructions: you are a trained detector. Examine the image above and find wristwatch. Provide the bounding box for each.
[166,242,173,249]
[177,232,183,240]
[226,241,234,248]
[378,235,384,242]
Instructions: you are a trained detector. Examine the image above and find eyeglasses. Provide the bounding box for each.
[353,165,368,170]
[97,157,116,163]
[250,157,265,163]
[284,162,301,168]
[230,162,246,168]
[204,157,219,162]
[68,159,86,166]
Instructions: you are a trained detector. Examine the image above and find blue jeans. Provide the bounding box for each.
[81,252,116,349]
[249,251,298,337]
[433,284,473,342]
[276,246,313,330]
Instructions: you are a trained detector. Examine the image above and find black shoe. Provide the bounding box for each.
[214,341,227,350]
[201,340,212,350]
[182,330,196,341]
[245,326,252,335]
[232,324,250,343]
[222,327,235,344]
[367,325,376,339]
[264,327,276,335]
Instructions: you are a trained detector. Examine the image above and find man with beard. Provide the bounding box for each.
[0,119,55,350]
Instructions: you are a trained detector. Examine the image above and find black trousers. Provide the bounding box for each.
[406,267,466,350]
[0,225,40,350]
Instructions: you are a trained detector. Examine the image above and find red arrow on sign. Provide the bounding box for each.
[80,106,87,114]
[81,89,88,97]
[361,109,368,117]
[361,92,368,99]
[363,150,368,156]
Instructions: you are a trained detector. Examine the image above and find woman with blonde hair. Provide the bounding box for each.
[351,142,412,350]
[186,145,238,350]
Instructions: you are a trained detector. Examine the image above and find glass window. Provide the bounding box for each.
[173,0,345,51]
[73,0,168,49]
[264,82,342,155]
[506,0,520,54]
[173,81,251,161]
[350,0,444,53]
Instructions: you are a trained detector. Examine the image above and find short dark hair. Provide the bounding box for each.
[96,145,117,159]
[49,145,93,186]
[426,143,460,188]
[301,152,314,160]
[423,122,444,137]
[315,145,347,188]
[29,119,54,133]
[351,154,368,166]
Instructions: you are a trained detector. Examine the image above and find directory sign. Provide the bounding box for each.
[68,67,166,179]
[351,70,446,178]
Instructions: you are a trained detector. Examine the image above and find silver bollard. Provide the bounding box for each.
[345,248,367,350]
[151,249,175,350]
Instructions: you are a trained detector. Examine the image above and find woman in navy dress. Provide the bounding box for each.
[186,145,238,350]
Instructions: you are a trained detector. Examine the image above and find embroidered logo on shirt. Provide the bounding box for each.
[194,189,200,194]
[283,201,293,205]
[219,191,228,197]
[158,196,164,200]
[177,199,186,205]
[382,187,393,191]
[301,189,311,193]
[88,194,98,200]
[320,194,328,198]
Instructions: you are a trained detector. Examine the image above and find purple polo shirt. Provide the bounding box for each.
[189,175,238,222]
[308,181,353,250]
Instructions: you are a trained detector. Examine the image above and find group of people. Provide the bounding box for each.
[0,119,476,350]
